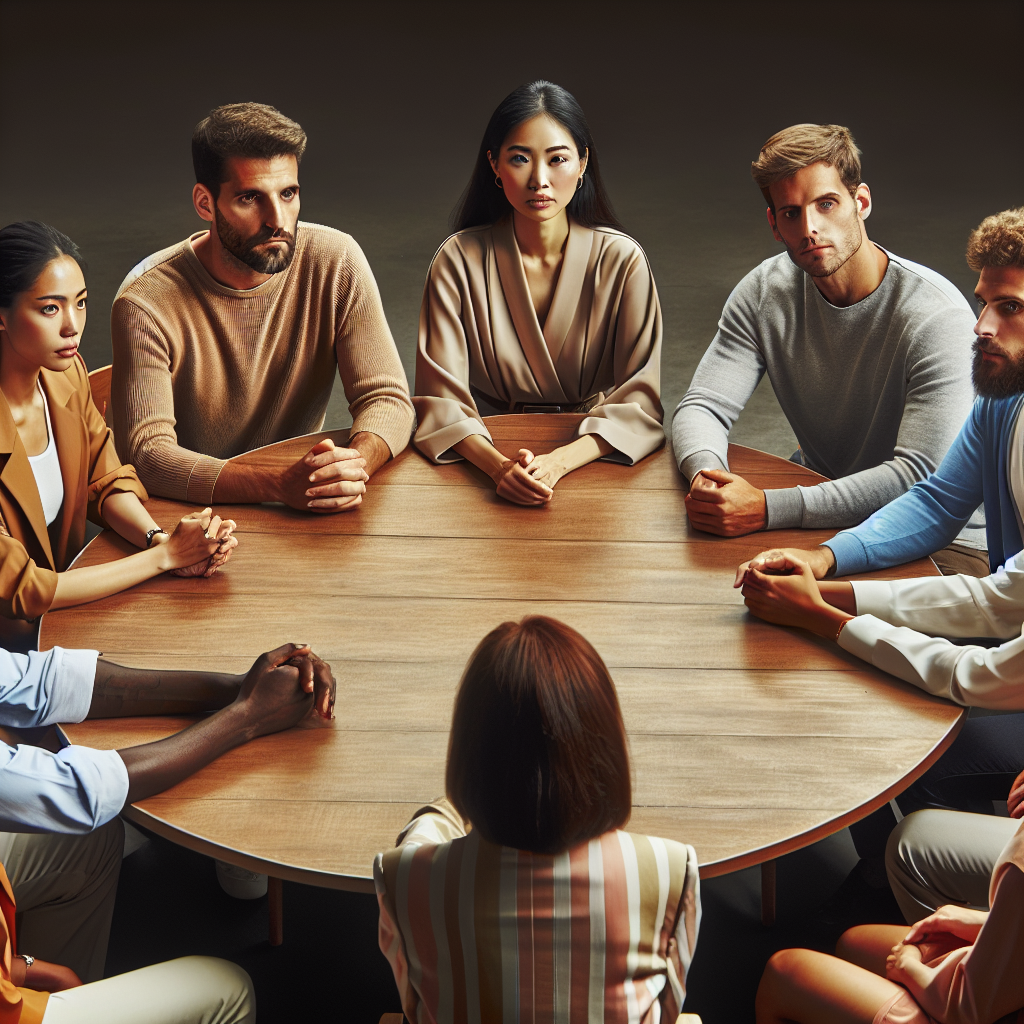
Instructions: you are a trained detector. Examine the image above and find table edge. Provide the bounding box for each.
[119,704,965,886]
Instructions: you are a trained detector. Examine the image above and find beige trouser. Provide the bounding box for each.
[0,820,123,982]
[885,808,1020,923]
[41,956,255,1024]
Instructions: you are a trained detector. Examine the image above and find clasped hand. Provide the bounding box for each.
[236,642,337,731]
[738,552,847,638]
[281,438,368,513]
[885,904,987,983]
[159,508,238,577]
[685,469,767,536]
[494,448,553,506]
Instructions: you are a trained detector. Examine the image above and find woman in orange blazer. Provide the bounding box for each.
[0,222,237,644]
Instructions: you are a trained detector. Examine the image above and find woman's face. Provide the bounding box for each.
[488,114,588,225]
[0,256,87,371]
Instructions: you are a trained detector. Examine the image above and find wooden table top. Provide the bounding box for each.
[47,416,963,893]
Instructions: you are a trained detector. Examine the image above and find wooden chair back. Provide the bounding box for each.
[87,364,113,427]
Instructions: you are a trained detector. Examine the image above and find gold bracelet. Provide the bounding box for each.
[835,618,851,644]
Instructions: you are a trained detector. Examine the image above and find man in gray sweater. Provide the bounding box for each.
[673,123,984,574]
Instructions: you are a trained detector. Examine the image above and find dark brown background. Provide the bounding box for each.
[1,3,1021,1021]
[2,0,1020,457]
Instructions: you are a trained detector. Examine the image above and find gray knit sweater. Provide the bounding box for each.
[671,247,985,542]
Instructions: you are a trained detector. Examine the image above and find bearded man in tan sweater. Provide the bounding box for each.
[111,102,415,512]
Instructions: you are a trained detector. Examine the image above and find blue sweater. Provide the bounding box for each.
[828,395,1024,576]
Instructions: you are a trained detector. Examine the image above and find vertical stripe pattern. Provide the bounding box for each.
[376,820,701,1024]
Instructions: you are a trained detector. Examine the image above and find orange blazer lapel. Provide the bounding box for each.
[0,395,54,570]
[40,370,83,569]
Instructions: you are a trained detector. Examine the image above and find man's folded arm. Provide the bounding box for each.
[824,404,987,575]
[766,316,978,530]
[111,297,226,502]
[0,648,98,729]
[671,282,767,482]
[0,744,129,834]
[838,615,1024,710]
[334,242,416,463]
[850,552,1024,639]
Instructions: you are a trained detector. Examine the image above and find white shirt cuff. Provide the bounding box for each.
[44,647,99,725]
[849,580,897,620]
[56,746,130,827]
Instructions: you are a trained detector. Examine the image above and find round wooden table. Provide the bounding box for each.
[47,415,963,915]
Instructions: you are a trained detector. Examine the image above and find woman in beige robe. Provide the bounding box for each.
[413,80,663,505]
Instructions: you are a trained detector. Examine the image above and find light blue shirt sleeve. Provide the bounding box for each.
[826,402,986,575]
[0,744,129,833]
[1,644,126,833]
[0,646,99,728]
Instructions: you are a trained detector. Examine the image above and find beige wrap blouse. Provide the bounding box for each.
[413,216,664,464]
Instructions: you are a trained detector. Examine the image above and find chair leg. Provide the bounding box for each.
[761,860,776,927]
[269,876,283,945]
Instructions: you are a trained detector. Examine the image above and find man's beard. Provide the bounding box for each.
[214,206,296,275]
[786,214,862,279]
[972,339,1024,398]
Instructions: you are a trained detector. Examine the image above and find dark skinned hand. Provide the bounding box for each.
[234,643,337,738]
[11,957,81,992]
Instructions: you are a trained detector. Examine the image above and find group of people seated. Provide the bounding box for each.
[0,82,1021,1022]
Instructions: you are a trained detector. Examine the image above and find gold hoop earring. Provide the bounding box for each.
[576,177,584,191]
[495,176,504,190]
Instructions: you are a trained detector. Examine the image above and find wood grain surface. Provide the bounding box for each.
[48,416,962,892]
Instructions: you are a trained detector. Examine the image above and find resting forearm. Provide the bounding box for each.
[212,459,280,504]
[90,660,240,717]
[100,492,160,549]
[350,430,392,476]
[453,434,508,483]
[553,434,613,474]
[819,581,857,615]
[50,546,167,610]
[119,702,252,804]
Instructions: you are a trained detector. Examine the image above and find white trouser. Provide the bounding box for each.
[885,808,1020,923]
[40,956,255,1024]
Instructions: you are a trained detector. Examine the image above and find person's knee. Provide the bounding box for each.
[755,949,808,1020]
[175,957,255,1023]
[835,924,873,962]
[885,809,943,879]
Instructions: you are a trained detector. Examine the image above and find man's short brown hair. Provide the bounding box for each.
[751,124,862,211]
[445,616,632,854]
[192,102,307,197]
[966,207,1024,271]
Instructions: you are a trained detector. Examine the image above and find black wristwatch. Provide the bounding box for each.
[145,528,167,548]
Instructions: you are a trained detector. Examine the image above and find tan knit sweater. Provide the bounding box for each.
[110,222,415,503]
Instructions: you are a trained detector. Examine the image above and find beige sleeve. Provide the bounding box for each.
[577,249,665,464]
[111,297,226,503]
[334,241,415,458]
[412,250,494,463]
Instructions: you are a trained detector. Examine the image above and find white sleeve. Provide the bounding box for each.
[850,553,1024,640]
[839,614,1024,709]
[0,647,98,728]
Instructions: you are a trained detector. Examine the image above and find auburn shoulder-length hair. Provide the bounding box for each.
[452,81,624,233]
[446,616,632,854]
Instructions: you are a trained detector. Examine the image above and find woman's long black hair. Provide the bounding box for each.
[452,81,624,233]
[0,222,85,308]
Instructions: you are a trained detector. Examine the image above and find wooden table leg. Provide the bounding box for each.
[761,859,776,927]
[268,876,283,946]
